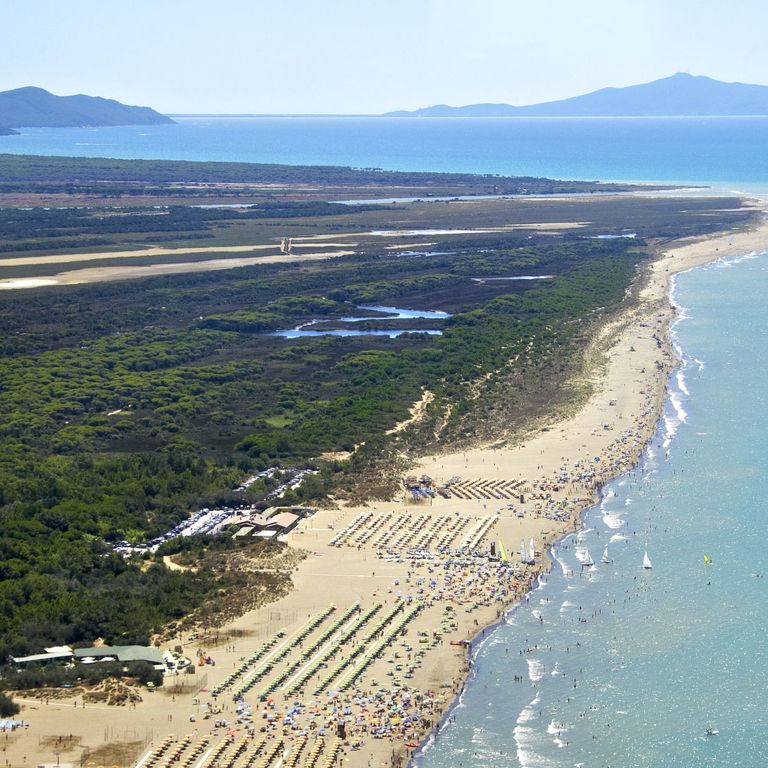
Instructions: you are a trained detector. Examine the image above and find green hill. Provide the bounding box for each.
[0,86,173,131]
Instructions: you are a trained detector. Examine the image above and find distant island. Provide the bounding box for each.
[0,86,173,132]
[386,73,768,117]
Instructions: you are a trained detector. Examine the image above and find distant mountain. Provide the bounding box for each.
[0,86,173,130]
[386,74,768,117]
[0,126,18,136]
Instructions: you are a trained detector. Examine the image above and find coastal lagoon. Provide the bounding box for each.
[416,251,768,768]
[270,304,450,338]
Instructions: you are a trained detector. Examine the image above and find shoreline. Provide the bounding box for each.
[406,203,768,766]
[7,207,768,768]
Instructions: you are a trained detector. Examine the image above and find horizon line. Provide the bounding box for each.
[166,113,768,119]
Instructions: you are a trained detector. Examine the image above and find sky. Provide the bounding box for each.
[2,0,768,114]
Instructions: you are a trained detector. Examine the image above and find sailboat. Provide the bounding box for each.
[520,539,528,564]
[601,546,611,564]
[577,548,594,567]
[642,550,653,569]
[529,537,536,562]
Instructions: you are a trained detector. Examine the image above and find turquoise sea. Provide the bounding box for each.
[1,116,768,191]
[414,252,768,768]
[4,117,768,765]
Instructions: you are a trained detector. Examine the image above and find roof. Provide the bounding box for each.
[11,651,72,664]
[269,512,300,529]
[264,506,315,518]
[74,645,163,664]
[44,645,73,654]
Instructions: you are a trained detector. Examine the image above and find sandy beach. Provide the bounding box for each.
[7,208,767,768]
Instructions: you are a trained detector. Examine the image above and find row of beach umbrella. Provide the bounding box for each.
[313,602,409,695]
[257,603,362,698]
[285,603,383,697]
[233,606,337,699]
[337,605,421,692]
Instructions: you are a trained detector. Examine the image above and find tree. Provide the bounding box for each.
[0,691,20,717]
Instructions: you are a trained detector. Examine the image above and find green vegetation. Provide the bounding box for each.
[0,235,650,659]
[4,661,164,691]
[0,86,172,128]
[0,157,754,679]
[0,153,654,200]
[0,692,19,716]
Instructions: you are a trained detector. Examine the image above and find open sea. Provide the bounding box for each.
[4,117,768,765]
[1,116,768,193]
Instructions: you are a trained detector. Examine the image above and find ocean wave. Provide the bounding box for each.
[602,512,625,529]
[547,720,570,735]
[676,369,690,396]
[514,712,557,768]
[715,249,761,268]
[662,388,689,448]
[552,548,572,577]
[670,389,688,421]
[473,630,496,655]
[527,658,546,682]
[516,693,541,724]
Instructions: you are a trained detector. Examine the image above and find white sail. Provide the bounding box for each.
[601,546,611,564]
[577,548,594,566]
[529,537,536,561]
[520,539,528,563]
[642,550,653,569]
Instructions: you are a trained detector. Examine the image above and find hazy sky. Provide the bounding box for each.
[2,0,768,113]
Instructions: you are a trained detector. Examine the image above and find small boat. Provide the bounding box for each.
[705,727,719,736]
[519,539,535,566]
[642,550,653,569]
[577,549,594,567]
[601,546,611,564]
